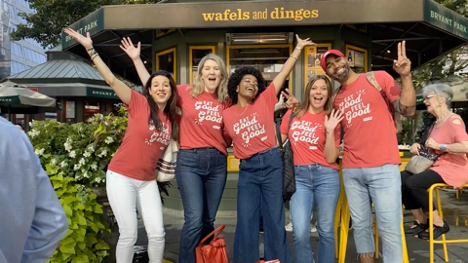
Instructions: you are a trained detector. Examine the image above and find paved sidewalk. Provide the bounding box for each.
[109,190,468,262]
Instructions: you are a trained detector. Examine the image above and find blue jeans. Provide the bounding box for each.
[176,148,227,263]
[290,164,340,263]
[233,147,291,263]
[343,164,403,263]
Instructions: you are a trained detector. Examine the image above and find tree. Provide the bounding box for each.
[10,0,164,48]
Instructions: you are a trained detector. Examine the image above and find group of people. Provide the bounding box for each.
[62,26,468,263]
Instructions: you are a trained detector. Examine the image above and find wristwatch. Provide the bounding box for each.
[439,144,447,151]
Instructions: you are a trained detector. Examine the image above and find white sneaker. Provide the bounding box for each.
[310,224,317,233]
[285,222,293,232]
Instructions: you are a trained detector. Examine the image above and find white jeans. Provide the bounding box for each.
[106,170,165,263]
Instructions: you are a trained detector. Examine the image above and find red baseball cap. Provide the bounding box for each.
[320,49,345,71]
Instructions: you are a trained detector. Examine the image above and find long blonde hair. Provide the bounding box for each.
[191,54,229,103]
[295,75,334,119]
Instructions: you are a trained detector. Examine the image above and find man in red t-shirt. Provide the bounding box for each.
[320,42,415,263]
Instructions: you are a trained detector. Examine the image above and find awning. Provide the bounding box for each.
[61,0,468,83]
[10,83,119,100]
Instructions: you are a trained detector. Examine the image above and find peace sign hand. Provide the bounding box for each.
[64,28,93,50]
[393,41,412,77]
[295,34,316,50]
[120,37,141,61]
[324,109,344,133]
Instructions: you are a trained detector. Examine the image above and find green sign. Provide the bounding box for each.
[87,87,118,99]
[62,8,105,49]
[424,0,468,40]
[0,96,20,105]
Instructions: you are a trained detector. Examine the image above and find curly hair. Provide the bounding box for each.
[227,66,266,105]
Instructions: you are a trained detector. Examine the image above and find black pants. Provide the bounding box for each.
[401,169,445,212]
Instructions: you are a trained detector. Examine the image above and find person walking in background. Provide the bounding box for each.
[0,116,68,263]
[121,38,231,263]
[65,28,179,263]
[320,42,416,263]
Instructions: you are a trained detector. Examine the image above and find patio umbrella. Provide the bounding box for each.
[0,80,56,120]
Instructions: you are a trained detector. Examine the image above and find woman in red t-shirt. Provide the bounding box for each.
[65,29,179,263]
[120,38,230,263]
[280,75,342,263]
[223,35,314,263]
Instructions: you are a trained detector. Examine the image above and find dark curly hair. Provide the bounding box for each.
[227,66,266,105]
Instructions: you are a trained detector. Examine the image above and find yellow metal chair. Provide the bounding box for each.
[428,183,468,263]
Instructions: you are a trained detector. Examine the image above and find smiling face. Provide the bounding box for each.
[149,75,172,108]
[237,74,259,102]
[325,55,351,81]
[201,59,222,93]
[308,79,329,111]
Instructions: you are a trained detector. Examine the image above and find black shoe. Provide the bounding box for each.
[418,220,450,240]
[405,220,428,235]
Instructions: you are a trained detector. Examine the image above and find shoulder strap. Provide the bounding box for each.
[365,72,383,92]
[275,118,283,147]
[287,111,295,131]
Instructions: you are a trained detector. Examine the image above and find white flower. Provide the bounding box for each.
[111,152,115,157]
[87,145,95,153]
[104,137,114,144]
[34,148,45,156]
[51,158,57,165]
[98,150,107,157]
[83,171,89,178]
[60,161,68,168]
[74,164,80,171]
[28,122,33,127]
[91,163,98,171]
[83,151,91,158]
[28,129,40,138]
[69,151,76,158]
[95,177,101,183]
[79,158,86,166]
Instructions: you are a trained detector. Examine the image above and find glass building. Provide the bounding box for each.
[0,0,46,79]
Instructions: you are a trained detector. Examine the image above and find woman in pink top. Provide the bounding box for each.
[223,35,314,263]
[65,29,179,263]
[280,75,342,263]
[120,39,230,263]
[401,83,468,240]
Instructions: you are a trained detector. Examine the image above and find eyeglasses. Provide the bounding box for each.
[424,94,435,101]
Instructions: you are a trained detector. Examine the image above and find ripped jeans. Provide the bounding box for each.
[342,164,403,263]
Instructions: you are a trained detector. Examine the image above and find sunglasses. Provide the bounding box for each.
[423,94,435,101]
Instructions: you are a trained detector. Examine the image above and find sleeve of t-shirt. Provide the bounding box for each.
[334,124,341,148]
[176,85,191,107]
[126,90,148,115]
[280,109,293,135]
[449,116,468,143]
[373,70,402,103]
[261,82,278,109]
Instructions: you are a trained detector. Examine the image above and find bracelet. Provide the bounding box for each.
[88,48,97,57]
[87,47,95,51]
[90,53,99,60]
[295,46,302,50]
[290,55,298,60]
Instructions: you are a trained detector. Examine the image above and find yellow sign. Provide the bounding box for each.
[202,8,319,22]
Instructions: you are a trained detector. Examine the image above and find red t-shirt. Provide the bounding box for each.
[430,115,468,188]
[333,71,401,168]
[177,85,230,155]
[280,109,340,169]
[223,83,277,159]
[108,90,172,181]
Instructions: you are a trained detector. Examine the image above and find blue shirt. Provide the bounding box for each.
[0,117,68,263]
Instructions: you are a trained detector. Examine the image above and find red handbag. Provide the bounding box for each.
[195,224,229,263]
[256,260,280,263]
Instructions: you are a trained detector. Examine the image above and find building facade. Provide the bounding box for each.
[0,0,46,78]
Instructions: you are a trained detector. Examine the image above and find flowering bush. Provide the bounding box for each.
[27,104,129,262]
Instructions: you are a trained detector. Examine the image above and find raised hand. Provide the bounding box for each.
[393,41,411,77]
[64,28,93,50]
[425,138,440,151]
[120,37,141,61]
[282,89,300,108]
[295,34,315,49]
[324,109,344,133]
[410,143,421,155]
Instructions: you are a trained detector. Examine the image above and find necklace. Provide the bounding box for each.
[235,105,250,116]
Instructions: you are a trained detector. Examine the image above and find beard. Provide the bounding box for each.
[330,63,351,81]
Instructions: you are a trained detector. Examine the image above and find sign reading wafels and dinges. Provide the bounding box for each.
[201,8,319,22]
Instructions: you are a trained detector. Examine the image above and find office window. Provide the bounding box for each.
[11,42,22,57]
[10,23,17,33]
[11,61,26,74]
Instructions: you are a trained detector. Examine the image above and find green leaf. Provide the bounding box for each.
[76,213,87,226]
[59,243,75,254]
[89,222,99,233]
[86,250,97,260]
[95,240,110,250]
[93,204,103,214]
[86,235,98,245]
[78,241,86,251]
[62,204,73,217]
